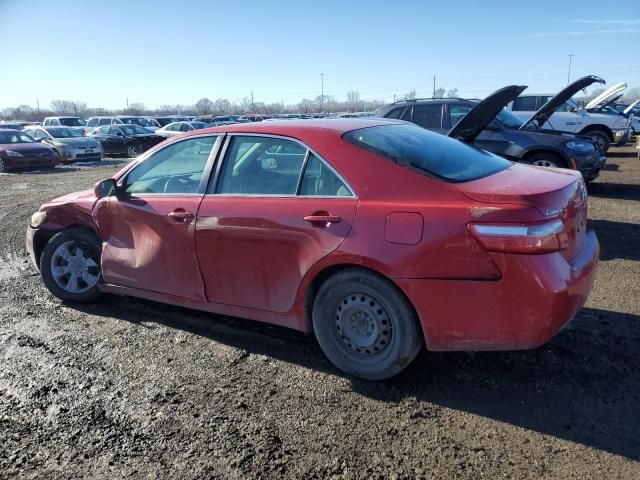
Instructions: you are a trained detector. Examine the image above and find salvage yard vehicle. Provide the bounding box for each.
[508,76,633,152]
[0,129,59,172]
[588,98,640,136]
[25,126,103,163]
[155,121,209,138]
[87,124,165,157]
[43,116,87,127]
[378,85,605,181]
[26,119,599,380]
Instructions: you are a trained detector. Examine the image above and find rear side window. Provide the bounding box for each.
[343,124,510,183]
[87,118,98,127]
[98,118,111,126]
[512,96,538,111]
[412,104,443,130]
[447,104,473,129]
[299,153,351,197]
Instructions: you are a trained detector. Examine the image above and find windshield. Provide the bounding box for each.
[48,128,85,138]
[0,131,36,144]
[343,124,511,183]
[120,125,151,135]
[495,109,524,129]
[59,118,86,126]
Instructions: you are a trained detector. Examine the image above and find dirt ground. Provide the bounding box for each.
[0,148,638,479]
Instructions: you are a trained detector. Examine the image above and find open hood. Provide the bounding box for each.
[520,75,605,129]
[624,99,640,115]
[585,82,627,109]
[448,85,527,143]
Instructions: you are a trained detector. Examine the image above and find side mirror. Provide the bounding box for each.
[116,132,124,137]
[94,178,118,199]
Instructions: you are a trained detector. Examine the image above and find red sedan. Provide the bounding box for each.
[26,119,599,380]
[0,129,59,172]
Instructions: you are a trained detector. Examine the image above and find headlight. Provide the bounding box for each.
[30,211,47,227]
[613,119,628,128]
[565,141,594,152]
[5,150,23,157]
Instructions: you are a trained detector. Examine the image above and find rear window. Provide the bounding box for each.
[343,124,511,183]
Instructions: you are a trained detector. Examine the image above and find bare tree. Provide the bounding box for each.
[212,99,232,115]
[347,90,361,112]
[434,87,445,98]
[447,88,459,98]
[195,98,214,115]
[404,89,417,101]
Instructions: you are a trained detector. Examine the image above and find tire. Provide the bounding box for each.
[40,228,102,303]
[312,268,423,380]
[523,153,564,169]
[126,144,138,158]
[0,158,5,173]
[584,130,610,154]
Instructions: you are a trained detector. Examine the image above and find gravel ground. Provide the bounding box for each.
[0,149,638,479]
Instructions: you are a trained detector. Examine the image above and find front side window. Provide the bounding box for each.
[412,104,443,130]
[299,153,351,196]
[123,136,217,194]
[97,126,110,135]
[344,124,510,183]
[98,118,111,126]
[216,136,306,195]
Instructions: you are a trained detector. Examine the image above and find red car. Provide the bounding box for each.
[0,129,59,172]
[26,119,599,380]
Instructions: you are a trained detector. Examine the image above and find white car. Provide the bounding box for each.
[155,121,209,138]
[508,76,633,152]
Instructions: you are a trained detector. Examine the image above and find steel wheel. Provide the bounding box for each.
[335,293,392,355]
[313,268,423,380]
[127,145,138,157]
[50,240,100,294]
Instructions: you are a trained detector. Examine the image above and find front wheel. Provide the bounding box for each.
[523,153,564,169]
[312,269,423,380]
[0,158,5,173]
[40,228,102,303]
[584,130,610,154]
[126,144,138,158]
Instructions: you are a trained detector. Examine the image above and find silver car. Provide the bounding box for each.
[25,126,103,162]
[155,121,209,138]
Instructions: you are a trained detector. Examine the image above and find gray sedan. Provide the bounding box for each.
[25,126,103,163]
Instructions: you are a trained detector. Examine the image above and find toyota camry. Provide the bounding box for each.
[26,119,599,380]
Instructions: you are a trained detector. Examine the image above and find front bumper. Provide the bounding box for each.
[1,153,59,170]
[63,146,103,162]
[572,152,605,181]
[612,128,632,144]
[26,226,39,270]
[396,229,599,351]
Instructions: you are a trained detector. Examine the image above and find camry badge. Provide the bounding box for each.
[545,208,563,216]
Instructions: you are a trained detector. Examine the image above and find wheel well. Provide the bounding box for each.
[580,125,613,142]
[33,224,99,267]
[523,150,568,168]
[303,264,420,334]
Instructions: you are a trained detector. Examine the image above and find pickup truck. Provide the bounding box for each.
[508,76,633,152]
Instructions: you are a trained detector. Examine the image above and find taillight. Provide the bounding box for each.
[468,219,568,254]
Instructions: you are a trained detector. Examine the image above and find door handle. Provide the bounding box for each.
[304,214,341,225]
[168,209,195,222]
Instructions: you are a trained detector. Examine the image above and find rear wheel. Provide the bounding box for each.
[40,228,102,303]
[523,153,564,169]
[0,158,5,173]
[312,269,423,380]
[584,130,610,154]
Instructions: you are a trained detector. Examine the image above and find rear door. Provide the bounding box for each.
[93,135,221,299]
[411,104,446,134]
[195,134,358,313]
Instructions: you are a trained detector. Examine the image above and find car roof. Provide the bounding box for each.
[196,118,403,136]
[0,128,23,132]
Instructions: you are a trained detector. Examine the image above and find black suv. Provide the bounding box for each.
[377,86,605,181]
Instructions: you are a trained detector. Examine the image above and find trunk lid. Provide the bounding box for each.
[623,99,640,115]
[457,163,588,260]
[520,75,605,129]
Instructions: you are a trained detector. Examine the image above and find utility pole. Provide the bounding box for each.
[393,94,396,103]
[126,97,129,109]
[251,91,254,113]
[320,73,324,113]
[432,75,436,98]
[567,54,573,84]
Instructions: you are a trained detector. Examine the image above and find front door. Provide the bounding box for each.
[195,135,358,313]
[93,135,220,300]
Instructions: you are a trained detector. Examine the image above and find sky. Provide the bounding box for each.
[1,0,639,110]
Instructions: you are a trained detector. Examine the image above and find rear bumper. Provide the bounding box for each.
[396,229,599,351]
[26,226,39,270]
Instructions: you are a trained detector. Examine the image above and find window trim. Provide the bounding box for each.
[206,132,357,198]
[117,134,224,197]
